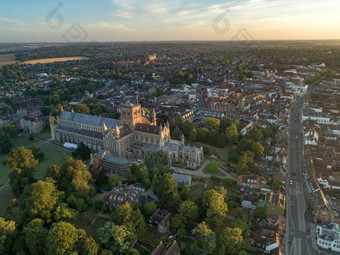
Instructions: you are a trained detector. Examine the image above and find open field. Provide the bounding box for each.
[34,130,52,140]
[21,56,88,65]
[0,53,16,66]
[72,207,108,238]
[35,144,71,178]
[0,135,71,185]
[0,186,15,217]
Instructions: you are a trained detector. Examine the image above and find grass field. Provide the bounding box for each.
[203,167,225,177]
[34,130,51,140]
[21,56,88,65]
[35,144,71,178]
[0,53,16,66]
[0,186,15,217]
[0,135,71,184]
[217,148,232,162]
[72,207,108,238]
[189,183,204,200]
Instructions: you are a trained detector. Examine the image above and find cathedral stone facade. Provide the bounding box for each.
[50,103,204,173]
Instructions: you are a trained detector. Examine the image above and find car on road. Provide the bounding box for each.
[290,180,293,185]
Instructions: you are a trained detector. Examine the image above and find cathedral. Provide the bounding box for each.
[50,103,204,175]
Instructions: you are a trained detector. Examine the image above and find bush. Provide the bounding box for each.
[210,176,237,186]
[94,199,105,211]
[203,146,211,156]
[204,161,219,174]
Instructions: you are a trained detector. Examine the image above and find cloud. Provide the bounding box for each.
[88,22,134,32]
[0,16,24,25]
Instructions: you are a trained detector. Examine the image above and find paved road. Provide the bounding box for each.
[286,87,337,255]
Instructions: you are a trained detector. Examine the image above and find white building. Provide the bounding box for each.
[316,223,340,252]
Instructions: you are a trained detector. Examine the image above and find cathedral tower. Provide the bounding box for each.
[120,103,142,130]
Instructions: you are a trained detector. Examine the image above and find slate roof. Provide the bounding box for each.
[59,111,121,128]
[135,123,160,134]
[58,126,103,139]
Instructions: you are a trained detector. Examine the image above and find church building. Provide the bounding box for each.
[50,103,204,176]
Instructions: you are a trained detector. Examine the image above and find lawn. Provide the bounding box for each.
[34,130,52,140]
[13,135,40,148]
[0,186,15,217]
[0,135,71,184]
[72,206,108,238]
[203,167,225,177]
[189,183,204,200]
[34,144,71,178]
[217,148,232,162]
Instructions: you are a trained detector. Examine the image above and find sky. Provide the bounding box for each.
[1,0,340,42]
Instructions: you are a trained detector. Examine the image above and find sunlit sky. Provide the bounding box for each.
[1,0,340,42]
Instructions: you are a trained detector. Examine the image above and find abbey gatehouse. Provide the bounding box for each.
[50,103,204,172]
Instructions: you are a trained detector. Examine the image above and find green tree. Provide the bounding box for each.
[170,213,187,229]
[178,200,199,222]
[28,146,45,162]
[245,127,263,142]
[204,118,220,130]
[179,184,190,200]
[112,202,145,238]
[46,157,93,211]
[23,218,47,254]
[172,126,182,140]
[0,217,16,254]
[78,236,99,255]
[72,142,91,161]
[46,157,93,196]
[1,124,17,137]
[153,173,180,207]
[46,221,85,255]
[192,221,216,252]
[219,227,243,254]
[202,189,228,226]
[108,174,122,188]
[205,161,219,174]
[217,133,227,148]
[0,131,13,153]
[7,147,38,195]
[54,203,77,222]
[253,204,268,219]
[97,223,134,254]
[226,122,239,144]
[23,177,60,223]
[182,120,196,137]
[197,127,209,142]
[188,128,197,142]
[143,202,157,217]
[72,104,90,114]
[236,151,254,175]
[207,129,219,145]
[220,116,233,131]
